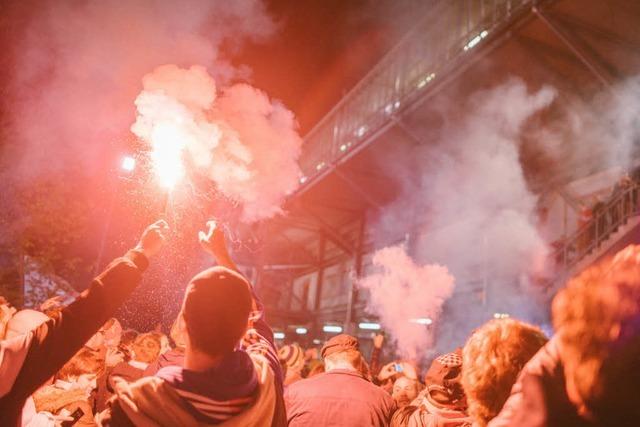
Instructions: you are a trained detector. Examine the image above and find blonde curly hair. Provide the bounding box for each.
[552,244,640,418]
[462,318,547,426]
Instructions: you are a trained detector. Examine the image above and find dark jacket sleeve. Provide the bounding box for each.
[0,250,148,418]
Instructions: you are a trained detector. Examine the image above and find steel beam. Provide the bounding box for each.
[333,168,383,211]
[344,213,366,333]
[295,202,356,256]
[533,6,612,87]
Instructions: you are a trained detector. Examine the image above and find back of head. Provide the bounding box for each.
[5,309,49,339]
[462,318,547,426]
[58,347,103,381]
[182,266,252,358]
[321,334,368,376]
[553,244,640,420]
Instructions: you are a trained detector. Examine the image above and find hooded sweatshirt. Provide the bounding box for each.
[98,298,285,426]
[392,393,473,427]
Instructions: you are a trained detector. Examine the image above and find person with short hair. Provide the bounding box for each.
[142,316,187,377]
[285,334,396,426]
[98,221,286,426]
[462,319,547,426]
[392,376,421,409]
[108,332,162,385]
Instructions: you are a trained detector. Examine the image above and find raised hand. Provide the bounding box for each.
[198,220,227,257]
[135,220,169,258]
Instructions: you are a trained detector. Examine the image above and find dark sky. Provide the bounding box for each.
[236,0,428,133]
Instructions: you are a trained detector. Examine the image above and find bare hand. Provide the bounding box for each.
[378,362,398,381]
[136,220,169,258]
[198,220,227,257]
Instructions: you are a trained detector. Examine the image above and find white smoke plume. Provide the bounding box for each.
[370,78,557,353]
[132,64,302,222]
[2,0,276,177]
[358,245,455,359]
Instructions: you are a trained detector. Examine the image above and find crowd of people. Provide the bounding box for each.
[1,218,639,426]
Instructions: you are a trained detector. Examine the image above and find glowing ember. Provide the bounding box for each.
[150,123,186,189]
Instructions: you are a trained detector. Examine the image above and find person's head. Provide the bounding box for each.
[182,267,252,362]
[552,244,640,420]
[392,376,420,408]
[423,350,467,412]
[321,334,367,374]
[57,347,103,390]
[278,344,305,374]
[131,332,162,364]
[5,309,49,339]
[462,319,547,426]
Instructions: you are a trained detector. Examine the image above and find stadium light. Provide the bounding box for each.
[358,322,381,330]
[493,313,510,319]
[312,339,322,345]
[295,327,308,335]
[323,325,343,333]
[121,156,136,172]
[274,332,285,339]
[409,317,433,325]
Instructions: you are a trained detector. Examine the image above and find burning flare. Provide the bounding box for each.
[130,64,302,222]
[149,123,186,189]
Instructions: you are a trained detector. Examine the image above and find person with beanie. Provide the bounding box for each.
[98,221,286,426]
[278,344,305,386]
[0,220,168,426]
[391,350,473,427]
[285,334,396,426]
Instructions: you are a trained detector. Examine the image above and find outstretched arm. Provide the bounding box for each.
[0,220,168,421]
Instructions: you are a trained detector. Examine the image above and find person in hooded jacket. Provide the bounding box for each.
[0,220,168,426]
[98,221,286,426]
[391,350,473,427]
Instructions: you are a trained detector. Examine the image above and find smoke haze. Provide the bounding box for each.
[1,0,276,178]
[132,64,302,222]
[367,78,557,355]
[358,245,455,359]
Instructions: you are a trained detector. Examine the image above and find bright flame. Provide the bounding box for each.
[150,123,186,189]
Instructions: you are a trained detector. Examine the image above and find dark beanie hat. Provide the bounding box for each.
[182,266,252,357]
[321,334,359,359]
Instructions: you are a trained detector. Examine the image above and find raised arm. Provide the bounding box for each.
[0,220,168,421]
[198,221,282,383]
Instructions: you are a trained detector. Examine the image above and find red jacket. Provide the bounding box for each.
[285,369,396,426]
[0,250,148,426]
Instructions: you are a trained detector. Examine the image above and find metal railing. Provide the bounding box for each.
[553,184,640,271]
[297,0,535,186]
